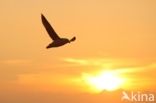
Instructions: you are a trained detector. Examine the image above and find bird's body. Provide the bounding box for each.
[41,14,76,49]
[46,38,70,48]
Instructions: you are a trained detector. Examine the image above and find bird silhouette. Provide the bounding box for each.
[41,14,76,49]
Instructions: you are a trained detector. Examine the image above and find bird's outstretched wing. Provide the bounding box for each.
[41,14,60,40]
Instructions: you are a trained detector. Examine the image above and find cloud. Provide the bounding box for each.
[62,57,123,67]
[62,58,90,65]
[148,63,156,69]
[0,59,33,82]
[0,59,32,65]
[62,57,156,87]
[62,57,151,69]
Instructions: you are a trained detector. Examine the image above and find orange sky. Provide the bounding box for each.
[0,0,156,103]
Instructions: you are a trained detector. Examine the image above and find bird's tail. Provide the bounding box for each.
[46,43,52,49]
[70,36,76,42]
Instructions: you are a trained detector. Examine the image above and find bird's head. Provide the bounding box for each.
[70,36,76,42]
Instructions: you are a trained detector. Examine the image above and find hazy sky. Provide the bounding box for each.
[0,0,156,103]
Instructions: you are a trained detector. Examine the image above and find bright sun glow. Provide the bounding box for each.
[82,70,125,92]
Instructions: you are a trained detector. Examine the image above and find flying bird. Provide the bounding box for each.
[41,14,76,49]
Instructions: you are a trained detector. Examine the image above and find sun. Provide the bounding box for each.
[82,70,125,92]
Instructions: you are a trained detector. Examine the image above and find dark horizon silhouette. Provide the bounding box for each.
[41,14,76,49]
